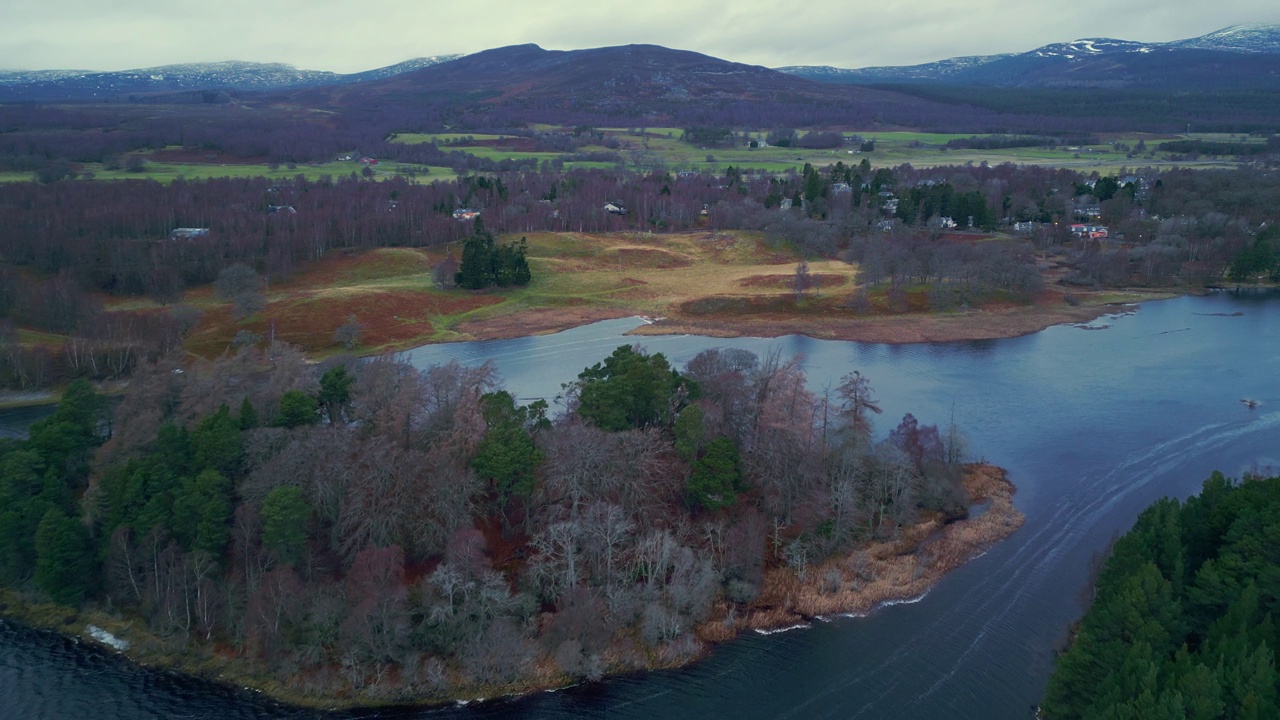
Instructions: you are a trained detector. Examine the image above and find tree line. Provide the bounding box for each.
[0,341,972,701]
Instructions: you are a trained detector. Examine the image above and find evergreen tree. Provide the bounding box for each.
[275,390,319,428]
[576,345,694,431]
[34,508,97,605]
[261,486,310,565]
[319,365,354,423]
[171,468,234,558]
[686,437,743,511]
[239,396,259,430]
[191,403,243,476]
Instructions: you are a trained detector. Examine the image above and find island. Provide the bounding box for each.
[0,339,1023,708]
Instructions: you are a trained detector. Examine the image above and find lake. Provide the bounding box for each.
[3,290,1277,719]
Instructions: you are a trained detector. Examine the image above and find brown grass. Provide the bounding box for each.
[696,463,1025,638]
[737,273,849,289]
[186,289,500,355]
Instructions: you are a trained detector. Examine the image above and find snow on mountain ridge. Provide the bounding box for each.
[1169,23,1280,53]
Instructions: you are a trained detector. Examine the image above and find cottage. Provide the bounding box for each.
[831,182,852,194]
[452,208,480,221]
[1069,223,1109,239]
[604,203,627,215]
[268,205,296,215]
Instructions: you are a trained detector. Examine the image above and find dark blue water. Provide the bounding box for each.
[0,404,55,440]
[3,291,1277,719]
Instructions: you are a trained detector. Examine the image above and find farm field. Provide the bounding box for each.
[395,126,1254,176]
[1,126,1254,186]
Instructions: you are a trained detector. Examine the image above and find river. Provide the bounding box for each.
[2,291,1277,719]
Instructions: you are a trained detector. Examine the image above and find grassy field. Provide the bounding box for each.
[401,126,1251,176]
[11,229,1175,362]
[131,233,859,357]
[390,132,512,144]
[2,125,1251,187]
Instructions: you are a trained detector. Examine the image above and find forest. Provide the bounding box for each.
[0,340,975,701]
[1041,472,1280,719]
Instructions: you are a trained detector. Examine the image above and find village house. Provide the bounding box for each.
[452,208,480,221]
[1069,223,1109,239]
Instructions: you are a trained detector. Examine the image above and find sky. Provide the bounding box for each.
[0,0,1275,73]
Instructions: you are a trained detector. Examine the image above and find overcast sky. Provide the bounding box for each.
[1,0,1275,72]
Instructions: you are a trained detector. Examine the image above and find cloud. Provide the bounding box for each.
[0,0,1275,72]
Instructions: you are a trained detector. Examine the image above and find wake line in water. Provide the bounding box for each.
[779,413,1280,718]
[902,411,1280,708]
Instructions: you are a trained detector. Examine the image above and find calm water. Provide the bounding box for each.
[3,291,1277,719]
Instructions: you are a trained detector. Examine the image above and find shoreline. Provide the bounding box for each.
[0,464,1023,711]
[434,289,1179,348]
[694,463,1023,641]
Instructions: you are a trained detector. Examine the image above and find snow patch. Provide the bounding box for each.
[86,625,129,651]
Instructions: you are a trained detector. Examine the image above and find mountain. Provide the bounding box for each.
[778,24,1280,89]
[297,43,943,122]
[0,56,462,102]
[778,54,1012,84]
[1168,23,1280,53]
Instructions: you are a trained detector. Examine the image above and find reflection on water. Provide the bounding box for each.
[2,291,1277,719]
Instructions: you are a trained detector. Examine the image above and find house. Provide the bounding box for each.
[268,205,296,215]
[677,171,699,179]
[168,228,210,240]
[1069,223,1109,239]
[779,198,793,210]
[831,182,852,194]
[1075,205,1102,219]
[931,216,957,230]
[604,203,627,215]
[1013,221,1039,233]
[452,208,480,221]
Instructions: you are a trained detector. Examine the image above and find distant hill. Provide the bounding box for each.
[0,56,462,102]
[778,24,1280,89]
[293,43,954,125]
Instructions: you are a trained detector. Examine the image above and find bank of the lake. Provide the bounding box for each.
[700,464,1023,640]
[0,463,1022,711]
